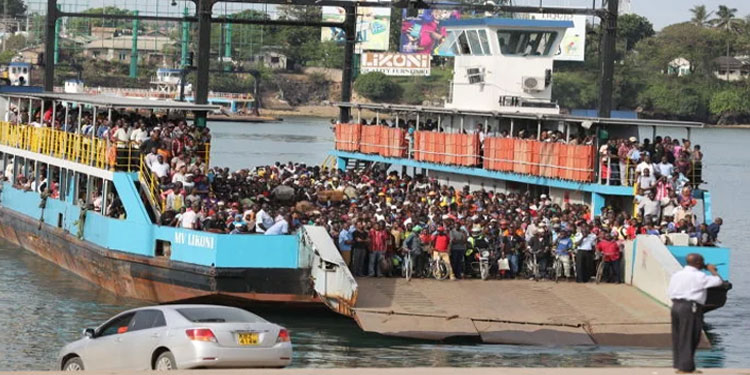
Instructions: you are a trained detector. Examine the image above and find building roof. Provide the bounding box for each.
[442,18,574,29]
[336,102,704,128]
[713,56,749,70]
[2,91,219,111]
[83,35,173,52]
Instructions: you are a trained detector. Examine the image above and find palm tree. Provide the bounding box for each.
[711,5,744,80]
[690,5,713,27]
[711,5,742,32]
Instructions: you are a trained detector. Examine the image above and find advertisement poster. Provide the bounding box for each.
[527,13,587,62]
[360,52,431,76]
[399,9,462,55]
[321,6,391,52]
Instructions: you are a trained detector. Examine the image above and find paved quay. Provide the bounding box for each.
[5,368,749,375]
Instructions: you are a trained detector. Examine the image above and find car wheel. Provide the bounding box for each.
[155,351,177,371]
[63,357,84,371]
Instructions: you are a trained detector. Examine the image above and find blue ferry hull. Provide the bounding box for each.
[0,200,317,305]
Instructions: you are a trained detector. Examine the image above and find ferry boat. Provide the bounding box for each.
[329,17,731,342]
[0,91,356,315]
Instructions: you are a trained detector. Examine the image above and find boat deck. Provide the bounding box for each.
[353,278,706,347]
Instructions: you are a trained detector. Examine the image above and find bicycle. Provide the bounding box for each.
[402,250,413,282]
[552,254,564,283]
[429,255,450,280]
[595,252,605,284]
[524,250,539,281]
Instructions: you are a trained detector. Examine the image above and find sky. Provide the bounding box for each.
[37,0,750,30]
[632,0,750,30]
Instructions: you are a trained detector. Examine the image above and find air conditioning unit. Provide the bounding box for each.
[522,76,546,92]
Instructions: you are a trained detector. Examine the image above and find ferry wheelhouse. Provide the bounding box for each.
[0,91,355,313]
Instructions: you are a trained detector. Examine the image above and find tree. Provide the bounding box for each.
[711,5,743,32]
[354,72,402,102]
[4,34,26,51]
[0,0,26,17]
[690,5,713,27]
[618,14,655,51]
[68,7,134,35]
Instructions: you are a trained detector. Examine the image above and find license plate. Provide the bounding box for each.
[237,332,259,346]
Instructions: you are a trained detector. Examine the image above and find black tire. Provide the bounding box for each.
[154,351,177,371]
[62,356,84,371]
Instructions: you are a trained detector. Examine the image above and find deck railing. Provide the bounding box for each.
[0,122,109,169]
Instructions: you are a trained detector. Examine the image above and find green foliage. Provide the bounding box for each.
[400,81,426,105]
[0,50,16,64]
[0,0,26,17]
[68,7,136,35]
[709,87,750,115]
[551,71,598,110]
[637,77,711,120]
[305,41,344,69]
[618,14,655,51]
[354,72,402,102]
[690,5,713,27]
[4,34,26,51]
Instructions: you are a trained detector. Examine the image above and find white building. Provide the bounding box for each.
[437,18,572,115]
[667,57,691,77]
[713,56,750,81]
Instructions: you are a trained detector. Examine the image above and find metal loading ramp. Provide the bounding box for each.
[353,278,709,348]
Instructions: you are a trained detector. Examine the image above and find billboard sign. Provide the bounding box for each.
[526,13,587,62]
[360,52,431,76]
[321,6,390,52]
[399,9,462,55]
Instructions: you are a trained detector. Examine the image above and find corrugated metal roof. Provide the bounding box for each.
[83,36,172,52]
[3,92,219,111]
[336,102,704,128]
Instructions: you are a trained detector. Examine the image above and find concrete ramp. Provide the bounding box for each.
[353,278,693,347]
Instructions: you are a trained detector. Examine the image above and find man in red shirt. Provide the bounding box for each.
[596,232,622,283]
[431,226,455,280]
[367,221,390,277]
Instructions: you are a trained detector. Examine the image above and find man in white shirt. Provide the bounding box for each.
[635,154,654,177]
[112,123,130,147]
[264,215,290,235]
[179,204,199,229]
[656,155,674,177]
[150,155,171,179]
[667,253,723,374]
[255,204,273,233]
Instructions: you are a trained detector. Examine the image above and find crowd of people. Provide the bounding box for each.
[147,155,721,282]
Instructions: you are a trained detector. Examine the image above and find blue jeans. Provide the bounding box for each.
[508,253,519,276]
[368,251,384,277]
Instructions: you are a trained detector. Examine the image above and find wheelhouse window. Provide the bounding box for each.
[497,30,558,56]
[440,29,491,56]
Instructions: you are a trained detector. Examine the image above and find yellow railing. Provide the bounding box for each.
[0,122,109,170]
[139,154,165,214]
[0,121,211,174]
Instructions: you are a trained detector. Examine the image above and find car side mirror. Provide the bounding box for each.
[82,328,95,339]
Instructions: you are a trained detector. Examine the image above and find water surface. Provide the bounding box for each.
[0,118,747,370]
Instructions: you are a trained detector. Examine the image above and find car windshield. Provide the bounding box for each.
[176,307,266,323]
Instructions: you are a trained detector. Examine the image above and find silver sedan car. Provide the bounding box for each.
[57,304,292,370]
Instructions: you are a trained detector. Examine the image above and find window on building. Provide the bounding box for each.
[271,57,280,64]
[119,52,127,61]
[496,30,558,56]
